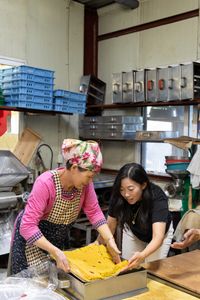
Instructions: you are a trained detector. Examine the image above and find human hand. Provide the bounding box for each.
[53,248,70,273]
[126,251,145,270]
[106,237,121,264]
[171,229,200,249]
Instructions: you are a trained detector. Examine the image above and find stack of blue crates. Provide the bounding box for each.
[2,65,54,111]
[54,89,86,114]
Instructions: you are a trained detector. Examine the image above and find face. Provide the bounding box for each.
[71,166,96,189]
[120,178,146,205]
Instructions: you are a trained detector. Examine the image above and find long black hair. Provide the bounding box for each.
[110,163,152,230]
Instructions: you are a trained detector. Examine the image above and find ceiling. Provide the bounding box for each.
[73,0,139,10]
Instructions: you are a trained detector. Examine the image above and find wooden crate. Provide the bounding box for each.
[13,128,41,165]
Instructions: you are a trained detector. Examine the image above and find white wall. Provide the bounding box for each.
[97,0,199,169]
[0,0,84,167]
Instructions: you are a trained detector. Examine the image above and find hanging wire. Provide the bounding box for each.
[36,144,54,170]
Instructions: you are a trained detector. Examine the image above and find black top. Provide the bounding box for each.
[108,182,172,243]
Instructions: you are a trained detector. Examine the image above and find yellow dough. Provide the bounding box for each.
[63,244,128,281]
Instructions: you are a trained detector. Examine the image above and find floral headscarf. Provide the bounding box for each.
[62,139,103,172]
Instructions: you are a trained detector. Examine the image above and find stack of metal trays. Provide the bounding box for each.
[79,115,143,140]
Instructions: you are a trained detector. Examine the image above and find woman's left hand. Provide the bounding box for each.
[127,251,145,270]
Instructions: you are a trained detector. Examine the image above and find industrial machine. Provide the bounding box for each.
[0,150,30,256]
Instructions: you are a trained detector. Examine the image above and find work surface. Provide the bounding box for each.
[143,249,200,296]
[125,278,199,300]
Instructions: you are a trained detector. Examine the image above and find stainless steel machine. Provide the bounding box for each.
[0,150,30,256]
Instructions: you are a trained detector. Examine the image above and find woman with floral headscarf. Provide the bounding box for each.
[10,139,120,275]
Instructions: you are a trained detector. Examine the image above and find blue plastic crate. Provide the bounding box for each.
[69,91,86,102]
[54,97,86,108]
[53,90,70,97]
[54,104,85,114]
[2,65,54,78]
[2,73,54,84]
[2,80,53,91]
[5,94,53,104]
[67,107,85,114]
[2,80,53,92]
[1,68,13,75]
[3,87,53,97]
[5,100,53,111]
[4,100,18,107]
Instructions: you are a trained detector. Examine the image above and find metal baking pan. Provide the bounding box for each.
[135,131,179,141]
[63,268,147,300]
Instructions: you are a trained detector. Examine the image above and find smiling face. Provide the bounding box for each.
[120,177,147,205]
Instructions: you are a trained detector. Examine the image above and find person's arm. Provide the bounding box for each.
[97,215,117,244]
[171,228,200,249]
[97,222,121,263]
[34,236,70,272]
[127,222,166,269]
[20,174,54,241]
[20,173,70,272]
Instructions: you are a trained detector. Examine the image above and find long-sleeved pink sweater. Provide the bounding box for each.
[19,169,106,243]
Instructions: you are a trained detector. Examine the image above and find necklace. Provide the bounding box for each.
[132,205,141,225]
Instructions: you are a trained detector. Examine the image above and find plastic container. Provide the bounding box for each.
[5,100,53,111]
[165,156,190,161]
[54,90,87,102]
[2,72,54,84]
[2,80,53,91]
[54,97,86,108]
[3,87,53,97]
[5,94,53,104]
[53,89,70,97]
[2,65,54,78]
[165,162,190,171]
[54,104,85,114]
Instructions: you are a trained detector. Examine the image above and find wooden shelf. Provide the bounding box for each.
[0,105,72,115]
[87,99,200,110]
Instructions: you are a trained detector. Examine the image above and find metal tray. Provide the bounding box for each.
[63,268,147,300]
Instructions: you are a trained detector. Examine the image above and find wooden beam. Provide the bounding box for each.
[84,7,98,76]
[98,9,199,41]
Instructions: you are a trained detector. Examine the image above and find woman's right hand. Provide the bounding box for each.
[106,237,121,264]
[53,248,70,273]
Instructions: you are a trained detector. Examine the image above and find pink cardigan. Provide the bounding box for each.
[19,169,106,243]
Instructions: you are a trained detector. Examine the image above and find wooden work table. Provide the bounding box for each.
[124,278,199,300]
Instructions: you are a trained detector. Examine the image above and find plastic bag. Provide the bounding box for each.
[0,261,65,300]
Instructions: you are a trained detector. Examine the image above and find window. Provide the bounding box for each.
[142,106,197,174]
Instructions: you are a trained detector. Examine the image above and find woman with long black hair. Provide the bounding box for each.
[106,162,173,270]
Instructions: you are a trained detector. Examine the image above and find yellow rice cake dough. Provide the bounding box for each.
[64,244,128,281]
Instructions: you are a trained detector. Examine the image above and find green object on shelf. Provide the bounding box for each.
[181,177,190,216]
[0,96,5,105]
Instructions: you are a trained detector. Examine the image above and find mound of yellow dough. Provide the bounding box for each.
[63,244,128,281]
